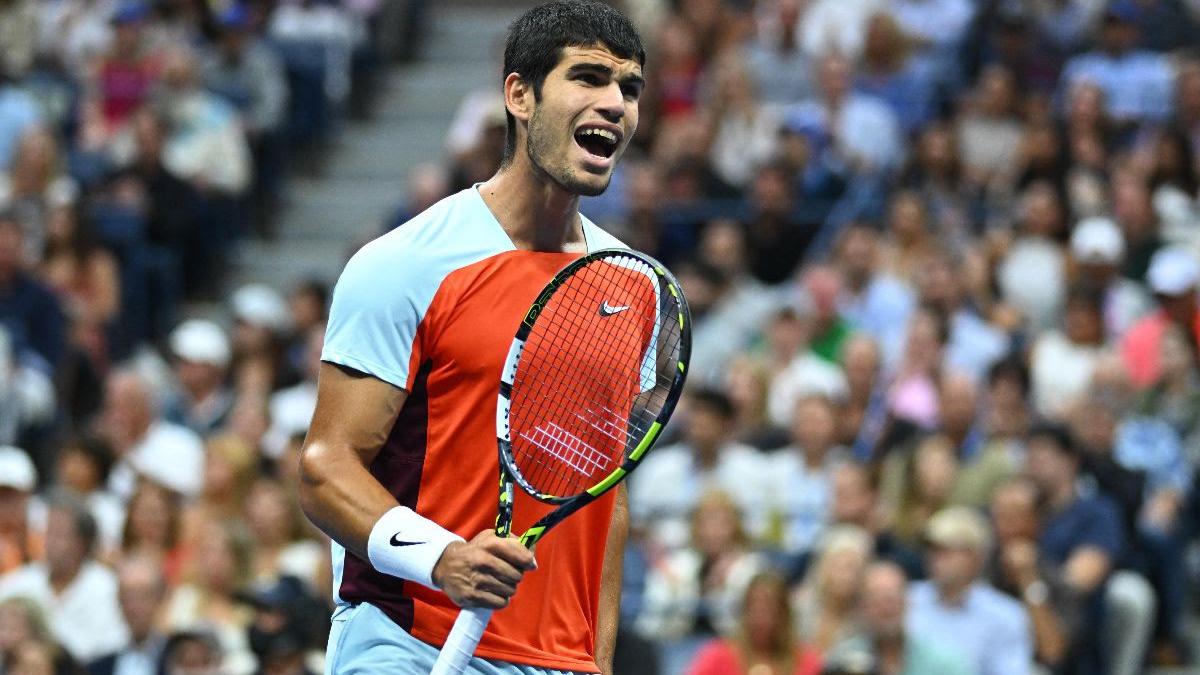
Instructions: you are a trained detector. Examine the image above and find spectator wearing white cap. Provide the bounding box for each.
[907,506,1034,675]
[98,368,204,500]
[164,319,233,436]
[1070,216,1152,340]
[0,446,39,576]
[1121,246,1200,389]
[230,283,292,395]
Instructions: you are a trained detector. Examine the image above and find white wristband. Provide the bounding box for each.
[367,506,464,590]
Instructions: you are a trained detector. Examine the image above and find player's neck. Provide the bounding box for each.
[479,161,585,253]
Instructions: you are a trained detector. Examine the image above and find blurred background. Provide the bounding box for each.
[2,0,1200,674]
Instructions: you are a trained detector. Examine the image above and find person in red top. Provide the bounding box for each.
[686,572,824,675]
[1121,246,1200,388]
[298,2,647,673]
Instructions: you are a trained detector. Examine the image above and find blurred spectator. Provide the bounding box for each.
[957,65,1024,192]
[839,336,888,460]
[885,309,945,431]
[631,388,771,553]
[0,78,40,171]
[384,163,448,233]
[1122,245,1200,388]
[120,481,184,586]
[165,319,233,435]
[798,0,882,60]
[908,506,1033,675]
[243,478,323,591]
[156,45,252,196]
[183,433,256,544]
[636,491,766,666]
[856,12,937,136]
[87,552,169,675]
[723,355,787,450]
[266,326,320,458]
[0,128,78,259]
[785,54,904,175]
[770,394,849,556]
[79,1,160,149]
[239,575,326,675]
[705,56,779,190]
[202,3,288,238]
[685,572,822,675]
[1060,2,1175,124]
[160,629,223,675]
[916,255,1009,382]
[826,561,972,675]
[794,525,871,652]
[51,436,121,553]
[0,326,56,449]
[743,162,813,285]
[881,435,959,547]
[0,212,67,373]
[996,181,1068,333]
[1134,324,1200,457]
[0,446,38,575]
[767,304,848,429]
[1069,216,1151,341]
[40,201,120,420]
[834,224,916,369]
[98,367,204,500]
[163,519,253,675]
[229,283,292,395]
[989,479,1082,671]
[0,596,79,675]
[1030,285,1109,419]
[0,490,127,663]
[742,0,811,106]
[1024,422,1139,675]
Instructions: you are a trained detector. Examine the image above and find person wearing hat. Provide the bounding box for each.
[165,319,234,436]
[1060,0,1174,124]
[1070,216,1151,340]
[825,561,971,675]
[0,445,40,575]
[1120,246,1200,388]
[907,506,1032,675]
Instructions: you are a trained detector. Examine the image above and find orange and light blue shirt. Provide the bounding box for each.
[321,186,626,672]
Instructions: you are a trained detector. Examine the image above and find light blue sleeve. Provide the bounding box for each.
[321,239,436,391]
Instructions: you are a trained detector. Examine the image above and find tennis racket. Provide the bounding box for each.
[429,248,691,674]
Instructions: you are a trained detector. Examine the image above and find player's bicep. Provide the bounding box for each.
[306,361,408,467]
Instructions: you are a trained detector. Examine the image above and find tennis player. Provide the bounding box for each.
[297,2,646,673]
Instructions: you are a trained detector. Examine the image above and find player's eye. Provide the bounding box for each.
[620,83,642,100]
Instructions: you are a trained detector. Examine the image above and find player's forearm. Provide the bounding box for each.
[298,439,400,560]
[595,485,629,675]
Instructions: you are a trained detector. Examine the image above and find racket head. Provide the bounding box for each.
[496,249,690,505]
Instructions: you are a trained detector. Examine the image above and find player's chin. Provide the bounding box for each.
[563,167,613,197]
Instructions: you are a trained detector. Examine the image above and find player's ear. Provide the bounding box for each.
[504,72,534,125]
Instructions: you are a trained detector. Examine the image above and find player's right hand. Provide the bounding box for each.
[431,530,537,609]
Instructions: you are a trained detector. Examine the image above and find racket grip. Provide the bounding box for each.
[430,606,494,675]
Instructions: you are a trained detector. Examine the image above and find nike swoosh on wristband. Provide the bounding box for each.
[599,301,630,316]
[390,534,425,547]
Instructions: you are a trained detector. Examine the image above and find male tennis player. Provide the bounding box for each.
[297,2,645,673]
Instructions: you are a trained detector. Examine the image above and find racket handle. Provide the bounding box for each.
[430,606,494,675]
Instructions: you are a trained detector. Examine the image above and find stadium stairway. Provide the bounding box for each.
[227,2,532,291]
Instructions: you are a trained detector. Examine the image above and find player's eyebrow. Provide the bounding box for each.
[566,62,645,89]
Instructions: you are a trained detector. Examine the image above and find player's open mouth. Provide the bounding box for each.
[574,125,619,159]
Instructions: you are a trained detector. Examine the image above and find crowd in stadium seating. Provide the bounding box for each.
[0,1,421,674]
[3,0,1200,673]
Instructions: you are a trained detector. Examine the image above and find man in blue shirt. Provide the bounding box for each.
[908,506,1033,675]
[1025,423,1127,675]
[1060,2,1175,124]
[0,213,65,374]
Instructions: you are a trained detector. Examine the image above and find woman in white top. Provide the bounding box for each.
[1030,285,1110,419]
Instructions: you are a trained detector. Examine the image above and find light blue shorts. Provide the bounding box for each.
[324,603,590,675]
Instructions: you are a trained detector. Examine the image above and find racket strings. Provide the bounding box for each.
[509,254,684,498]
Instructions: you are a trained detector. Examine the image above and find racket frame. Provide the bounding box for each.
[495,248,691,546]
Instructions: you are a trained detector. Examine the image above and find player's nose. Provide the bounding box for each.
[594,83,625,122]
